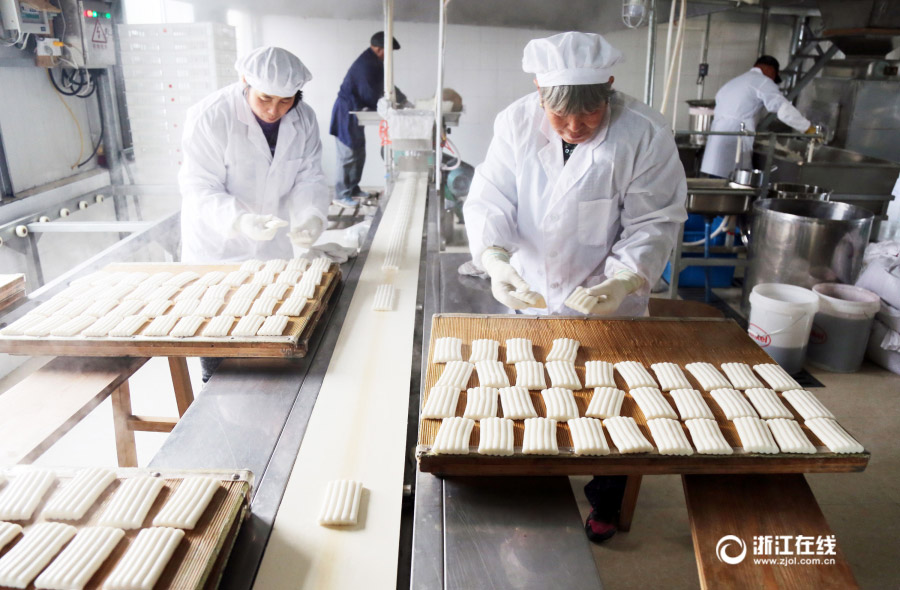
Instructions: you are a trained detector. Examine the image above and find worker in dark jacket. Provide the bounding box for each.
[329,31,407,208]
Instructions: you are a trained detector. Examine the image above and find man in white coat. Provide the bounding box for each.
[464,32,687,318]
[700,55,815,179]
[179,46,330,265]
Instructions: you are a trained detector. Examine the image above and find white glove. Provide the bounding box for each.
[302,243,358,264]
[481,247,546,310]
[287,217,324,249]
[582,270,645,315]
[234,214,288,241]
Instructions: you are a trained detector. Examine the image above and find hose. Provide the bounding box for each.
[683,215,732,247]
[441,136,462,171]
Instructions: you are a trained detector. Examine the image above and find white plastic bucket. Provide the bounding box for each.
[748,283,820,374]
[807,283,881,372]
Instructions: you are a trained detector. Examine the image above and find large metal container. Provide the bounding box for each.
[687,99,715,146]
[767,183,831,200]
[741,199,874,311]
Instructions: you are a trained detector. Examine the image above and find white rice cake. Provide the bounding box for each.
[732,416,779,454]
[602,416,654,454]
[744,388,794,419]
[275,297,306,317]
[43,468,116,520]
[203,284,231,301]
[546,361,581,390]
[263,259,288,273]
[222,270,251,287]
[249,296,278,316]
[614,361,657,389]
[805,418,864,453]
[303,268,325,286]
[152,477,220,529]
[34,527,124,590]
[0,522,76,589]
[139,299,171,318]
[257,315,289,337]
[31,297,71,317]
[72,271,109,287]
[669,388,715,420]
[568,417,610,455]
[720,362,765,390]
[498,386,537,419]
[563,286,597,314]
[233,283,262,301]
[766,418,817,454]
[105,284,138,301]
[138,272,173,288]
[146,285,180,302]
[782,389,835,420]
[504,338,535,364]
[709,388,759,420]
[24,315,74,337]
[194,270,226,287]
[372,284,394,311]
[0,522,22,551]
[0,469,56,520]
[119,272,150,287]
[293,279,317,300]
[309,256,331,273]
[540,387,579,421]
[58,299,94,317]
[317,480,363,526]
[584,361,616,388]
[650,362,692,391]
[58,284,91,299]
[108,315,148,337]
[240,259,264,272]
[522,417,559,455]
[50,315,97,337]
[514,361,547,390]
[170,315,205,338]
[174,284,206,302]
[546,338,580,362]
[629,387,678,420]
[141,314,179,337]
[421,386,461,419]
[250,270,276,286]
[431,417,475,454]
[462,386,499,419]
[201,315,234,338]
[112,300,145,317]
[96,476,165,529]
[685,362,732,391]
[83,299,120,318]
[195,298,224,318]
[285,257,310,272]
[585,387,625,419]
[0,314,47,336]
[276,269,303,285]
[102,526,184,590]
[477,417,515,456]
[222,297,253,317]
[468,339,499,363]
[164,271,199,288]
[261,283,290,300]
[753,363,802,392]
[475,360,509,388]
[123,283,156,302]
[432,337,463,363]
[232,314,266,338]
[168,299,200,317]
[435,361,474,389]
[646,418,694,455]
[684,419,733,455]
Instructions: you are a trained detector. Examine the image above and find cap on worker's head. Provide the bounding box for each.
[371,31,400,50]
[522,31,623,87]
[754,55,782,83]
[235,46,312,97]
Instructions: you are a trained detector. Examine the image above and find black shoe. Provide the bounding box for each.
[584,509,617,544]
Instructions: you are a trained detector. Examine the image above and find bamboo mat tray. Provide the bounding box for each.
[0,274,25,314]
[416,314,869,476]
[0,467,251,590]
[0,262,340,358]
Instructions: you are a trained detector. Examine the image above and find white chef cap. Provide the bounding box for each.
[522,32,623,87]
[235,46,312,97]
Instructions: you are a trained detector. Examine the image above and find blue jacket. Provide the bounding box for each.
[330,48,405,149]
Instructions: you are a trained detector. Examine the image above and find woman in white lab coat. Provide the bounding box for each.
[700,55,814,179]
[464,32,687,317]
[179,46,330,265]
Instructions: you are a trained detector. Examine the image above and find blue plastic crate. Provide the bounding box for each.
[665,227,737,288]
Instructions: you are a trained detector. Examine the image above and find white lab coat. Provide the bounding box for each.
[700,67,811,178]
[464,91,687,315]
[179,83,330,263]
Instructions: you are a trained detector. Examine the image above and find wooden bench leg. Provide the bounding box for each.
[617,475,642,532]
[167,357,194,417]
[111,381,138,468]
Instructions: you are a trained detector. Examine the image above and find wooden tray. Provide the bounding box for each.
[0,263,340,358]
[0,468,251,590]
[416,314,870,476]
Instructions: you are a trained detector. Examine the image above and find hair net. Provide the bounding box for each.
[235,46,312,97]
[522,32,623,87]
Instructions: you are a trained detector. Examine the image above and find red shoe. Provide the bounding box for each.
[585,509,617,544]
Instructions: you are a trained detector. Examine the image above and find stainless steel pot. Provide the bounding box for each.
[686,99,715,147]
[730,168,766,188]
[767,182,831,200]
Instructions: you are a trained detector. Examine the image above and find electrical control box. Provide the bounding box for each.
[0,0,52,35]
[59,0,116,67]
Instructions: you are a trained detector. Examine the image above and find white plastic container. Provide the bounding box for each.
[748,283,820,374]
[807,283,881,372]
